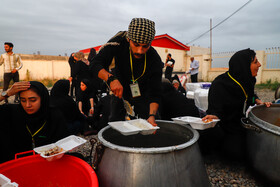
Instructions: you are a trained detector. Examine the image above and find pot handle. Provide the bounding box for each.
[241,117,262,133]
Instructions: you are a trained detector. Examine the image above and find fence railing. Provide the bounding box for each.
[211,51,235,68]
[265,47,280,69]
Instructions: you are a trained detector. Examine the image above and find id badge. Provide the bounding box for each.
[130,83,141,98]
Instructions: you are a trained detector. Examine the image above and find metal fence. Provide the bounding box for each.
[211,48,280,69]
[211,51,235,68]
[265,47,280,69]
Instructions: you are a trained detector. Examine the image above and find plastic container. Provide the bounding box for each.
[109,121,141,135]
[0,174,18,187]
[0,154,98,187]
[194,88,209,112]
[172,116,220,130]
[34,135,86,161]
[108,119,160,136]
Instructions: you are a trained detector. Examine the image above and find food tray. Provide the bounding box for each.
[108,121,141,136]
[128,119,159,135]
[172,116,220,130]
[34,135,87,161]
[0,174,18,187]
[108,119,160,136]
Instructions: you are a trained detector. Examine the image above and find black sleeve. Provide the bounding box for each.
[89,44,116,79]
[147,50,163,105]
[206,80,225,119]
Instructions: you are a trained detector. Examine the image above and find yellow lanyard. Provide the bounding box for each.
[129,48,146,83]
[227,72,248,102]
[26,121,46,148]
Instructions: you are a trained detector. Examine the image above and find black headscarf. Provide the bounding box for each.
[50,79,70,97]
[228,48,256,101]
[19,81,50,130]
[50,79,82,123]
[88,48,97,62]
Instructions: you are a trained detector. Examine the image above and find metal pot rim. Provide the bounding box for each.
[98,120,199,154]
[248,104,280,136]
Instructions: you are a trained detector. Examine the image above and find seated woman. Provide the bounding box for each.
[160,78,199,120]
[50,79,85,135]
[76,79,97,134]
[201,49,271,160]
[0,81,69,163]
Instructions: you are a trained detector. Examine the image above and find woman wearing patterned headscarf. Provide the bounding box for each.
[0,81,68,163]
[200,49,271,160]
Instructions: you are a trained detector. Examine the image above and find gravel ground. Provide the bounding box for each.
[2,88,276,186]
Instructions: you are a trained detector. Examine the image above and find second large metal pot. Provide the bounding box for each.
[242,104,280,184]
[97,120,210,187]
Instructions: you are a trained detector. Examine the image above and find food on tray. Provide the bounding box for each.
[43,146,64,156]
[202,119,213,123]
[132,122,150,130]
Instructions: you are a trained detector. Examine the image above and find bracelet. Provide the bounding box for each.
[106,75,117,86]
[149,114,156,117]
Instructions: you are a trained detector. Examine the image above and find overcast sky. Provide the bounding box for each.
[0,0,279,56]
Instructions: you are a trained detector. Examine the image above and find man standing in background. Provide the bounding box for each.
[188,57,199,82]
[164,53,175,81]
[0,42,23,103]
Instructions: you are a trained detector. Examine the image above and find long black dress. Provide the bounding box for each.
[50,79,85,135]
[200,49,259,160]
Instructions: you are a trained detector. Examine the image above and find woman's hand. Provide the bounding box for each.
[202,115,219,122]
[8,81,30,96]
[255,99,272,107]
[89,107,94,115]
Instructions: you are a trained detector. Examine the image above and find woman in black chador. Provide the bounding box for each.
[201,49,271,160]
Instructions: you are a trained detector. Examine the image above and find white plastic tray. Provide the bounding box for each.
[0,174,18,187]
[34,135,87,161]
[109,119,160,136]
[128,119,160,135]
[172,116,220,130]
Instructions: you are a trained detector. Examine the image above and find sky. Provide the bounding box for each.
[0,0,279,56]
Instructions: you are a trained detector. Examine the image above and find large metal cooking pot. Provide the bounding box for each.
[97,120,210,187]
[242,104,280,184]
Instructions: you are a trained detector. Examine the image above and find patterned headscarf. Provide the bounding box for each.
[127,18,155,44]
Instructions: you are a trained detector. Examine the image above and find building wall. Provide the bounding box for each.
[0,55,70,81]
[1,49,278,84]
[154,47,187,72]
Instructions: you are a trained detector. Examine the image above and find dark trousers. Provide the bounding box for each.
[70,78,77,97]
[165,69,173,82]
[3,72,19,101]
[191,73,198,83]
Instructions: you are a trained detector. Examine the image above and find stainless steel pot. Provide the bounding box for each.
[97,120,210,187]
[242,104,280,184]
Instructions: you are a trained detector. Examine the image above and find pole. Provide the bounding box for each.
[210,18,212,66]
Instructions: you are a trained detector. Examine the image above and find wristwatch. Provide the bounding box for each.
[1,91,9,98]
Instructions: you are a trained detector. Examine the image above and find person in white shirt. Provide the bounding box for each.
[0,42,23,103]
[187,57,199,82]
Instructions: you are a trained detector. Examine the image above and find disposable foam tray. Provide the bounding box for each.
[34,135,87,161]
[109,119,160,136]
[172,116,220,130]
[0,174,18,187]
